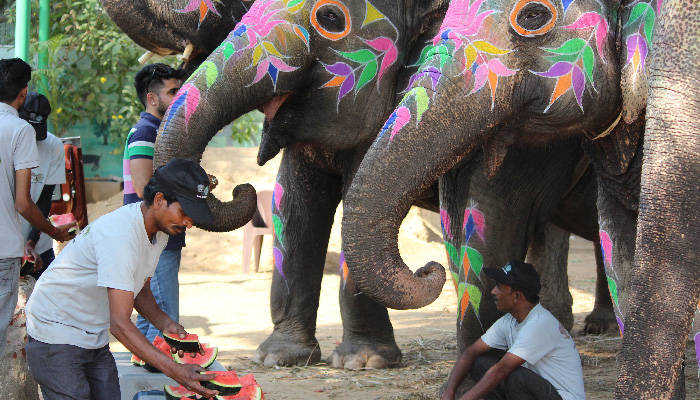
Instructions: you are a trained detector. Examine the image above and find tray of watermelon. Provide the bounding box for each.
[130,333,264,399]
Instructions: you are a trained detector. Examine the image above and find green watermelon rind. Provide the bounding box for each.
[163,384,197,400]
[173,345,218,368]
[163,333,201,353]
[200,371,242,396]
[216,385,263,399]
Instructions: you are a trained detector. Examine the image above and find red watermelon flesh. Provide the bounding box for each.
[238,373,258,387]
[49,213,78,233]
[130,353,141,366]
[174,344,218,368]
[163,332,201,353]
[163,384,197,400]
[201,370,241,396]
[216,386,264,400]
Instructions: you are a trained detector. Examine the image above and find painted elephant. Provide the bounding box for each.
[339,0,680,393]
[616,0,700,397]
[99,0,254,67]
[149,0,617,369]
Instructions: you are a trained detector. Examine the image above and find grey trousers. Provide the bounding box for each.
[471,355,564,400]
[0,257,20,358]
[26,336,121,400]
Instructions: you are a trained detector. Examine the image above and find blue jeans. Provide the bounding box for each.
[26,336,120,400]
[0,257,20,358]
[136,249,181,342]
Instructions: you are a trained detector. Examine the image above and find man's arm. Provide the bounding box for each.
[133,278,186,339]
[130,158,153,198]
[458,352,526,400]
[15,169,74,242]
[442,339,493,400]
[108,288,218,397]
[27,184,54,243]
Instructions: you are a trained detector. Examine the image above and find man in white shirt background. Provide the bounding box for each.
[441,260,586,400]
[19,91,66,278]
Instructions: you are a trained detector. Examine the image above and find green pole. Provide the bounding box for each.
[14,0,30,61]
[39,0,50,94]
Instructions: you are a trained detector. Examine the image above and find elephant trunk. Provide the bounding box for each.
[616,0,700,397]
[155,14,309,232]
[342,69,504,310]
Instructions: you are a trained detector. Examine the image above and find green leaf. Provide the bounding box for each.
[415,45,435,66]
[466,284,482,314]
[582,45,595,85]
[467,247,483,277]
[338,49,376,63]
[413,87,430,123]
[545,53,580,63]
[625,3,650,27]
[607,277,619,306]
[444,241,461,268]
[644,9,655,44]
[451,272,461,287]
[273,215,285,246]
[356,60,378,91]
[223,42,236,61]
[204,62,218,88]
[458,282,466,299]
[544,38,587,55]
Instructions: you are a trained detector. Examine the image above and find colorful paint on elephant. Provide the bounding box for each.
[339,251,353,290]
[600,230,624,334]
[622,0,658,81]
[176,0,222,27]
[272,181,290,291]
[442,206,487,328]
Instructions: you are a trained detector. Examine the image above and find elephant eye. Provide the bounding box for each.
[311,1,351,40]
[509,0,557,37]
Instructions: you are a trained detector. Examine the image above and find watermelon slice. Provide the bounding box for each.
[140,336,174,372]
[163,332,201,353]
[130,353,142,366]
[19,254,35,276]
[238,373,258,387]
[163,384,198,400]
[216,385,264,400]
[174,344,218,368]
[49,213,78,233]
[201,370,242,396]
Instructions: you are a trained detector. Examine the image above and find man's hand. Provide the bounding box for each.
[50,222,78,242]
[168,363,218,398]
[24,240,43,273]
[162,323,205,359]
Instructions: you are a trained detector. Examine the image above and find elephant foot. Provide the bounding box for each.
[253,331,322,367]
[583,308,619,335]
[329,338,401,370]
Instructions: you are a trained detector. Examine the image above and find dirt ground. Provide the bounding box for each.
[90,147,699,399]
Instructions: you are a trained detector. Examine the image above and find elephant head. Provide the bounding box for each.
[99,0,254,67]
[341,0,652,309]
[154,0,448,231]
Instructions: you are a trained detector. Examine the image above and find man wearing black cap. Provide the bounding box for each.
[18,91,67,278]
[25,158,219,400]
[441,260,585,400]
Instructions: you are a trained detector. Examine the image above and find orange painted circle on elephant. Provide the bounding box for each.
[311,0,352,41]
[509,0,558,37]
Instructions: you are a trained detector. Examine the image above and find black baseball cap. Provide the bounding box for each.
[153,158,214,224]
[19,91,51,141]
[483,260,541,299]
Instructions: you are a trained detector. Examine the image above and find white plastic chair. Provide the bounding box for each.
[241,190,274,273]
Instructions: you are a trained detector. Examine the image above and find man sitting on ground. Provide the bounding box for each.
[25,158,220,400]
[441,260,586,400]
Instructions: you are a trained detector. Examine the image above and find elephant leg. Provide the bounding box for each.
[526,223,574,332]
[253,148,342,367]
[330,265,401,369]
[583,242,618,334]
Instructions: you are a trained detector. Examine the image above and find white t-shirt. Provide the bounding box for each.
[481,304,586,400]
[20,133,66,254]
[26,202,168,349]
[0,102,39,259]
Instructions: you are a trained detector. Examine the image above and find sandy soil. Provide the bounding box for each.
[89,147,699,399]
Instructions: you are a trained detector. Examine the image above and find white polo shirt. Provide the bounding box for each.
[26,202,167,349]
[481,304,586,400]
[0,102,39,259]
[20,133,66,254]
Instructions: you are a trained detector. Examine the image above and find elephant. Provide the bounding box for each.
[99,0,255,68]
[145,0,619,371]
[615,0,700,397]
[338,0,690,395]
